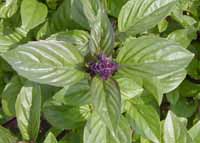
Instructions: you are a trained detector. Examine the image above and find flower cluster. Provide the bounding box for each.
[88,54,119,80]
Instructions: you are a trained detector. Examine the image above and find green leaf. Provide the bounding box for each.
[126,102,160,143]
[172,2,197,28]
[84,112,107,143]
[43,132,58,143]
[170,97,198,118]
[48,30,89,56]
[116,76,143,99]
[0,125,17,143]
[188,121,200,143]
[2,40,85,87]
[0,28,26,54]
[173,14,197,27]
[117,36,194,104]
[0,0,19,18]
[52,79,91,106]
[167,29,197,48]
[46,0,59,10]
[179,80,200,97]
[71,0,100,28]
[166,89,180,105]
[84,112,131,143]
[108,116,132,143]
[21,0,48,31]
[89,8,114,55]
[1,76,22,117]
[158,19,168,33]
[101,0,128,17]
[71,0,114,55]
[90,77,121,133]
[140,137,152,143]
[118,0,176,36]
[43,101,90,129]
[15,82,41,141]
[37,0,83,38]
[163,111,192,143]
[187,42,200,80]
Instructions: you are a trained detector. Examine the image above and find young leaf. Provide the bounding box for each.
[43,101,90,129]
[43,132,58,143]
[158,19,168,33]
[72,0,114,55]
[188,121,200,143]
[90,77,121,133]
[0,125,17,143]
[21,0,48,31]
[84,112,131,143]
[117,36,194,104]
[15,82,41,141]
[2,40,85,87]
[2,75,22,117]
[118,0,176,36]
[164,111,192,143]
[126,102,161,143]
[89,8,114,55]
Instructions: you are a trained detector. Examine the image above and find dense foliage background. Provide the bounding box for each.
[0,0,200,143]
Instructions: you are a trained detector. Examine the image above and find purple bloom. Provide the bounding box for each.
[88,54,119,80]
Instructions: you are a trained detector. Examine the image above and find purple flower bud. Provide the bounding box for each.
[88,54,119,80]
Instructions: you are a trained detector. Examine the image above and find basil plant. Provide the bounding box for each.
[0,0,199,143]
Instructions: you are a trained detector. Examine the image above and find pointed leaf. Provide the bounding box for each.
[189,121,200,143]
[158,19,168,33]
[43,132,57,143]
[15,82,41,141]
[117,36,193,104]
[2,76,22,116]
[21,0,48,31]
[101,0,128,17]
[90,77,121,133]
[118,0,176,36]
[2,40,85,87]
[164,111,192,143]
[71,0,114,55]
[126,102,160,143]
